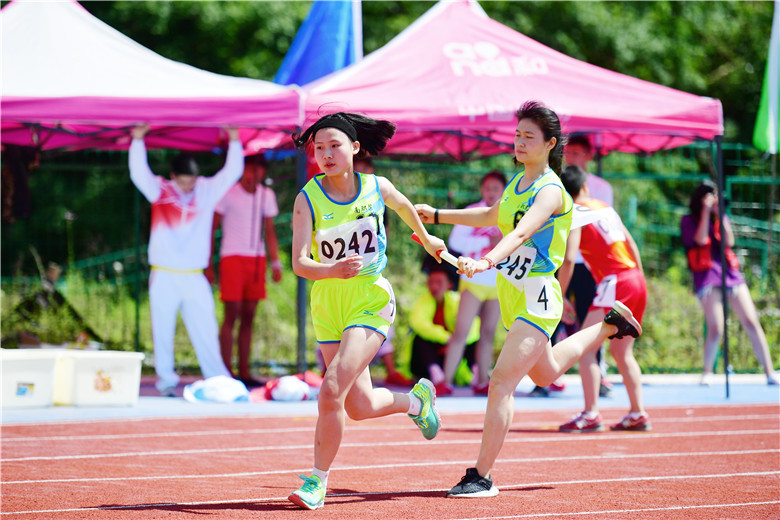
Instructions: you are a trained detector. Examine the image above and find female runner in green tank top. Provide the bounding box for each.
[416,101,644,498]
[288,112,447,510]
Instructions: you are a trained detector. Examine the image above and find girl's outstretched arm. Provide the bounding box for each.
[460,184,563,278]
[416,202,498,228]
[291,193,363,280]
[377,177,446,261]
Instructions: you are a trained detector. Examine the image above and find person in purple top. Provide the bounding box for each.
[680,180,777,386]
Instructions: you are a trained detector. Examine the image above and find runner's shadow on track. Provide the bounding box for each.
[97,491,444,514]
[444,427,565,434]
[98,502,325,514]
[326,488,444,504]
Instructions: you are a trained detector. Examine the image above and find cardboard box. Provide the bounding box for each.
[1,348,62,408]
[53,350,145,407]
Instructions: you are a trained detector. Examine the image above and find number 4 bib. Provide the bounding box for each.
[496,245,556,318]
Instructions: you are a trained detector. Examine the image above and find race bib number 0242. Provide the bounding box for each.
[315,218,379,267]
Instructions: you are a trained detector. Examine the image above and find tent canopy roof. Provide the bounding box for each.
[303,0,723,158]
[1,0,302,151]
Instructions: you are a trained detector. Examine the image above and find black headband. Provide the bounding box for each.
[308,115,358,142]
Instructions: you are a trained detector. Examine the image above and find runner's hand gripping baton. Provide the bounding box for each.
[411,232,460,268]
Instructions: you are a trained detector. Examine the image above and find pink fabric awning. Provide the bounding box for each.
[1,1,302,152]
[303,0,723,158]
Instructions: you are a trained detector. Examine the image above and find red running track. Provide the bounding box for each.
[1,403,778,519]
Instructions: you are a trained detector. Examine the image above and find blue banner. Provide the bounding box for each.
[274,0,362,86]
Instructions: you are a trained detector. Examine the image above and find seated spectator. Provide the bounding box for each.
[409,262,480,396]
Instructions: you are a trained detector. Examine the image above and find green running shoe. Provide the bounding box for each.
[288,474,325,510]
[408,378,441,440]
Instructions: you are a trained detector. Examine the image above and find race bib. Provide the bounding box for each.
[495,245,537,291]
[593,207,626,245]
[524,275,557,318]
[374,277,396,324]
[315,218,379,267]
[592,274,618,308]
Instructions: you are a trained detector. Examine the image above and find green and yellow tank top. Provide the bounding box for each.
[496,168,573,280]
[301,172,387,277]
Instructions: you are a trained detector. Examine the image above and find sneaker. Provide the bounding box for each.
[447,467,499,498]
[699,373,713,386]
[767,373,779,386]
[239,376,264,388]
[409,378,441,440]
[528,385,549,397]
[599,381,614,398]
[604,301,642,339]
[384,371,414,387]
[610,412,652,431]
[472,381,489,396]
[559,412,604,433]
[549,379,566,392]
[159,386,177,398]
[434,381,454,397]
[288,474,325,510]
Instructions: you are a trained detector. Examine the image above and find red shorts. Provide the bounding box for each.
[590,267,647,324]
[219,256,267,302]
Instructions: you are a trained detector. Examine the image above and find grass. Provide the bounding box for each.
[2,245,778,381]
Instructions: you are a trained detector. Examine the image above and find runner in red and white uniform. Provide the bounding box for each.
[557,165,650,432]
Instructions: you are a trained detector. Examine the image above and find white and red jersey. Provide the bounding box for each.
[448,200,502,287]
[578,198,637,284]
[574,173,613,265]
[129,139,243,270]
[215,183,279,258]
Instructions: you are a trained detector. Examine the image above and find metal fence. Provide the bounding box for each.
[2,142,777,368]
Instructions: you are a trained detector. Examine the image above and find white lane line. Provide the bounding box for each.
[0,476,777,516]
[3,414,778,443]
[2,401,775,428]
[3,449,778,484]
[445,499,780,519]
[3,428,778,463]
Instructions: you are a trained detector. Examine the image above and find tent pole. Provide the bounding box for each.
[295,148,308,375]
[715,136,730,398]
[133,189,141,353]
[769,153,776,290]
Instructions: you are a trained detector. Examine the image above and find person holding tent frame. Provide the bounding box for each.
[287,112,446,510]
[129,124,240,397]
[416,101,643,498]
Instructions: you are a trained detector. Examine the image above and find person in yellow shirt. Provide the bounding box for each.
[410,263,480,394]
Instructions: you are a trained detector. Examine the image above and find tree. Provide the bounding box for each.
[80,1,772,143]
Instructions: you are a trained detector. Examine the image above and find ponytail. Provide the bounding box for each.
[293,112,396,158]
[514,100,565,173]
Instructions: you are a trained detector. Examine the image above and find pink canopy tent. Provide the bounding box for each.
[303,0,723,159]
[0,0,302,152]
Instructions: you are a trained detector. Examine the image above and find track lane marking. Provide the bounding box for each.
[3,428,778,463]
[3,414,778,443]
[0,476,777,516]
[3,449,778,484]
[1,401,775,428]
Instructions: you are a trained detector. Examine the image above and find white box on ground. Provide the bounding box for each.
[53,350,145,407]
[1,348,63,408]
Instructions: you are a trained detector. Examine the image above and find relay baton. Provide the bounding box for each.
[410,232,460,268]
